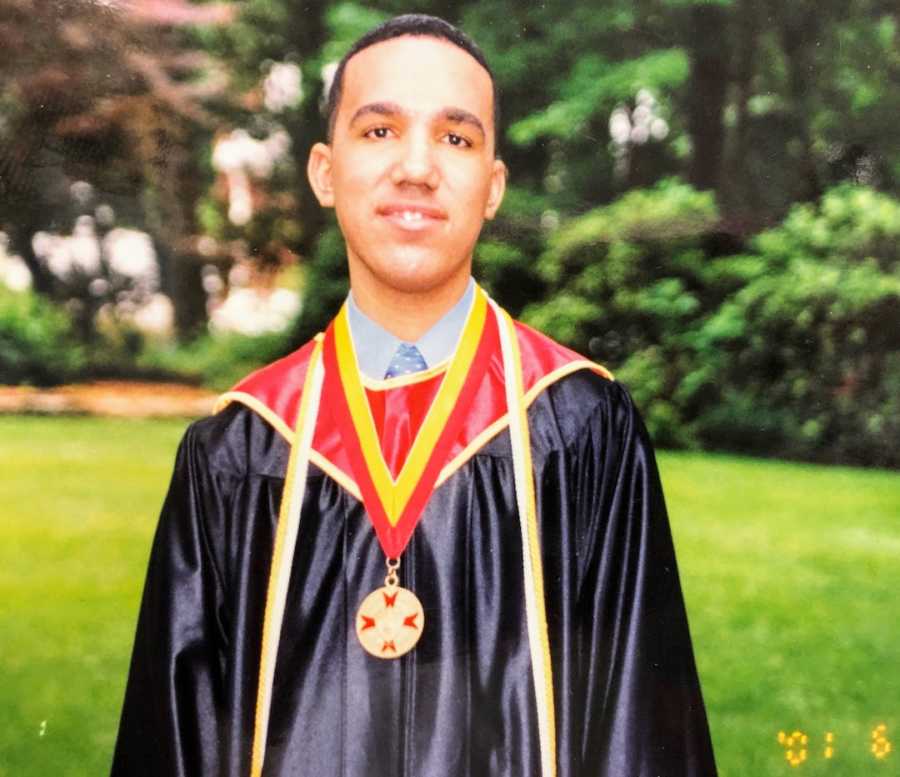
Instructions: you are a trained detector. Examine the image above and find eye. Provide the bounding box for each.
[364,126,393,140]
[445,132,472,148]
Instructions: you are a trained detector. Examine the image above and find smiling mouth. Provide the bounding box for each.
[377,204,447,232]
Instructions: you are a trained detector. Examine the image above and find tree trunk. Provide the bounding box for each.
[720,0,761,230]
[145,123,208,340]
[686,5,730,193]
[780,14,822,202]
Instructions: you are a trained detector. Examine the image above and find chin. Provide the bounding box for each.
[377,267,454,296]
[363,248,470,296]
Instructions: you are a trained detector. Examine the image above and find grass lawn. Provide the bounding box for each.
[1,415,898,776]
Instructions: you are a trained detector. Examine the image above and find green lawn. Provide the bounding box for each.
[1,416,897,776]
[660,453,899,775]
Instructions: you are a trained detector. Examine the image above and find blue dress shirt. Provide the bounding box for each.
[346,279,475,381]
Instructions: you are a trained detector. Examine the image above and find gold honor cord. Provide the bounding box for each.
[492,300,558,777]
[332,286,488,525]
[250,340,325,777]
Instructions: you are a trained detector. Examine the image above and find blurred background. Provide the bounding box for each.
[0,1,897,775]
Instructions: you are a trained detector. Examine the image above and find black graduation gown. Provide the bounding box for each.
[110,369,717,777]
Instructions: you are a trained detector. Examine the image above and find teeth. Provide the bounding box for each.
[401,211,423,222]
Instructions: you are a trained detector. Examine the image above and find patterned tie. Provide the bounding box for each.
[384,343,428,379]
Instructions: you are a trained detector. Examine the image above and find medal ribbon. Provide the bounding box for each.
[323,285,494,558]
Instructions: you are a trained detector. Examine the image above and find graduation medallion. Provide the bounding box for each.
[324,287,494,659]
[355,557,424,659]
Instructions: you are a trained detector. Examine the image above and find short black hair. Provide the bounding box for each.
[324,14,500,152]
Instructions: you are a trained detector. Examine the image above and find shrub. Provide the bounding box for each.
[523,182,900,466]
[0,288,86,385]
[523,179,720,364]
[688,255,900,467]
[289,224,349,347]
[138,329,293,392]
[523,179,721,447]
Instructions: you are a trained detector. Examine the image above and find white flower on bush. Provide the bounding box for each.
[0,232,33,291]
[104,228,159,292]
[33,216,103,280]
[210,286,300,336]
[609,107,632,146]
[263,62,303,113]
[33,218,159,293]
[212,128,292,226]
[130,292,175,336]
[321,62,338,101]
[28,215,175,336]
[609,89,669,148]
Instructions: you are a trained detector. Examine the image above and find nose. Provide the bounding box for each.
[390,131,440,190]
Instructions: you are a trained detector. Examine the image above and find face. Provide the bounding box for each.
[307,36,506,300]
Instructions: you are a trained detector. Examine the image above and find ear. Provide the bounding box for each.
[307,142,335,207]
[483,158,507,220]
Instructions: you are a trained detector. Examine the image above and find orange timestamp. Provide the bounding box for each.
[776,725,892,767]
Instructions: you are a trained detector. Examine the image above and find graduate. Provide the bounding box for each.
[112,14,717,777]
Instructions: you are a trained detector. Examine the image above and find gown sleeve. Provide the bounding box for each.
[573,381,717,776]
[110,421,231,777]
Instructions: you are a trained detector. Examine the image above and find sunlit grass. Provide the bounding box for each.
[661,452,900,776]
[0,416,187,777]
[1,416,897,776]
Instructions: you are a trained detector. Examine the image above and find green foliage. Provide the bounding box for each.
[525,182,900,466]
[524,178,718,359]
[521,180,720,448]
[475,185,549,316]
[137,329,294,392]
[686,188,900,466]
[321,2,390,63]
[752,185,900,271]
[509,49,689,145]
[194,0,299,89]
[290,223,350,346]
[545,180,719,266]
[0,289,85,386]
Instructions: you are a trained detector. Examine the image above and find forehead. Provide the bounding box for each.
[338,36,494,129]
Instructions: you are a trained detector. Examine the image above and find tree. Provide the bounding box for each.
[0,0,235,337]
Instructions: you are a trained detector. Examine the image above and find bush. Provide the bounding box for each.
[523,179,720,364]
[138,329,293,392]
[289,224,349,347]
[523,183,900,466]
[0,288,86,385]
[752,184,899,272]
[522,179,721,447]
[475,185,549,317]
[687,250,900,467]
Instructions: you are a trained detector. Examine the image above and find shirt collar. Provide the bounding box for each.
[346,278,475,381]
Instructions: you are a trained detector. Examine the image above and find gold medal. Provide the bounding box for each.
[356,558,424,659]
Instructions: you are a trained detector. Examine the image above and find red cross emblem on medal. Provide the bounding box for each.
[355,584,425,659]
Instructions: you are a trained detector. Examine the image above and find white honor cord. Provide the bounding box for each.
[491,300,557,777]
[250,341,325,777]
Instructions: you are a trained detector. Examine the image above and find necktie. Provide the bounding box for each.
[384,343,428,379]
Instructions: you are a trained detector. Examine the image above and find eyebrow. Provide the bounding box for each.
[441,108,486,139]
[348,101,486,140]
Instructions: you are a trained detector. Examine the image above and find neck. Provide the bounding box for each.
[348,272,471,342]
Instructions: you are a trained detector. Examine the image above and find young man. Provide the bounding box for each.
[112,15,717,777]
